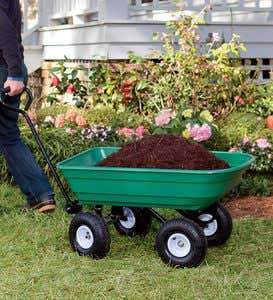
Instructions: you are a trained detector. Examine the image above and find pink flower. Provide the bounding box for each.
[118,127,134,138]
[24,110,37,124]
[75,116,87,128]
[186,123,212,142]
[229,147,238,152]
[242,137,249,145]
[44,115,55,125]
[55,114,65,128]
[52,76,60,87]
[195,35,201,43]
[135,126,148,138]
[65,128,78,135]
[28,110,37,122]
[255,138,271,149]
[155,109,172,126]
[65,109,78,122]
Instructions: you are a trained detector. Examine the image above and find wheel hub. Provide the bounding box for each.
[120,207,136,229]
[167,233,191,258]
[76,225,94,249]
[199,214,218,237]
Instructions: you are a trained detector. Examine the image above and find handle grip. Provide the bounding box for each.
[0,87,33,111]
[2,87,11,94]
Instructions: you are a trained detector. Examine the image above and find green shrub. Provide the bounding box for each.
[245,82,273,117]
[236,173,273,196]
[218,112,273,147]
[82,105,151,130]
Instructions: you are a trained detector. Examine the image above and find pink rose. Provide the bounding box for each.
[55,114,65,128]
[75,116,87,128]
[255,138,271,149]
[65,109,78,122]
[118,128,134,138]
[135,126,148,138]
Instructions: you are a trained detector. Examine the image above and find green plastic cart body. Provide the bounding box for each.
[57,147,253,210]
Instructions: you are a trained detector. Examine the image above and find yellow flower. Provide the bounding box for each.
[200,110,213,123]
[182,129,190,139]
[182,109,193,119]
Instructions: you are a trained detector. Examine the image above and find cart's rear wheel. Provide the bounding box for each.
[69,212,111,258]
[112,206,152,236]
[184,203,232,246]
[155,218,207,268]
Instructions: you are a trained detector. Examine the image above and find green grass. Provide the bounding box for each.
[0,183,272,300]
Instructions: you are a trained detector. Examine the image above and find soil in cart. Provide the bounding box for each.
[98,134,229,170]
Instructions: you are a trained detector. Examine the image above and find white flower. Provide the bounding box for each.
[212,32,221,43]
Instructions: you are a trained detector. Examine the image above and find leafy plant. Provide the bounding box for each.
[245,82,273,117]
[47,59,88,108]
[236,173,273,196]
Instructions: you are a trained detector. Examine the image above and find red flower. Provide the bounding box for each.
[52,76,60,87]
[238,97,245,106]
[67,84,75,94]
[122,79,132,87]
[120,87,130,93]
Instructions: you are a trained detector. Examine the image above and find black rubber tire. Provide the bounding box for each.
[69,212,111,259]
[112,206,152,236]
[199,203,233,246]
[155,218,207,268]
[184,203,233,246]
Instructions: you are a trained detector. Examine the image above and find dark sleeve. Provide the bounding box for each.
[0,2,23,77]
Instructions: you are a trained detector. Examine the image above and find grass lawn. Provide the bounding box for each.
[0,183,273,300]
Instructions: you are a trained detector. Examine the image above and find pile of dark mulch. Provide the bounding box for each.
[97,134,229,170]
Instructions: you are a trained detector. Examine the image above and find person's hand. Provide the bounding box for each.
[4,80,24,96]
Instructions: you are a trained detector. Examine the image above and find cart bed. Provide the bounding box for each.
[57,147,253,210]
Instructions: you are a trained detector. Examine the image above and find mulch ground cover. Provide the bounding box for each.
[225,196,273,219]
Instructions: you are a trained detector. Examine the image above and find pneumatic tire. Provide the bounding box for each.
[69,212,111,259]
[155,218,207,268]
[112,206,152,237]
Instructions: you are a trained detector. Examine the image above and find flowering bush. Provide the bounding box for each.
[86,6,257,118]
[229,137,273,172]
[153,106,216,143]
[47,60,88,108]
[39,108,117,143]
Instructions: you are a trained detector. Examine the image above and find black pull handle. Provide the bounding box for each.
[2,87,11,94]
[23,87,33,111]
[0,87,33,111]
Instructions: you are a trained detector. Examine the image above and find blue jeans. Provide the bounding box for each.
[0,64,54,205]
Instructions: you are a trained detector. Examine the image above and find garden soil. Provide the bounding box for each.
[98,134,229,170]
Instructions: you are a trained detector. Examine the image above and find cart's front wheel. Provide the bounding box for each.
[69,212,111,258]
[112,206,152,236]
[184,203,232,246]
[155,218,207,268]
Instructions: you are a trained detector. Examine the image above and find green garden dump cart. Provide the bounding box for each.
[0,88,254,268]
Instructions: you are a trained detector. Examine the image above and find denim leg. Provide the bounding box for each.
[0,65,54,205]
